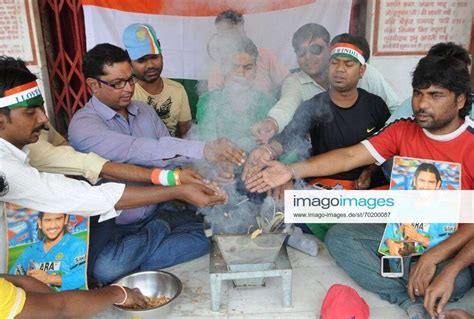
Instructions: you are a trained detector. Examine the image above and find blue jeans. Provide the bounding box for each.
[91,203,209,284]
[325,224,472,311]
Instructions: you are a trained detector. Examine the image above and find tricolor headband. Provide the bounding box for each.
[0,80,44,109]
[330,42,366,65]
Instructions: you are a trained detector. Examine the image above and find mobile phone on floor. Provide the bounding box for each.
[381,256,403,278]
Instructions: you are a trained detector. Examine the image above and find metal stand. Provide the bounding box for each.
[209,241,292,311]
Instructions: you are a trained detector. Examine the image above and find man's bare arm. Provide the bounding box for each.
[17,285,144,319]
[407,224,474,301]
[421,224,474,265]
[291,143,376,179]
[1,274,52,293]
[423,236,474,316]
[115,183,226,210]
[245,143,377,193]
[442,237,474,274]
[99,162,153,183]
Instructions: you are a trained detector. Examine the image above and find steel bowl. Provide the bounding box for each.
[113,270,182,319]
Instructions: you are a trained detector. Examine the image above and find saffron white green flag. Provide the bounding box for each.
[82,0,352,80]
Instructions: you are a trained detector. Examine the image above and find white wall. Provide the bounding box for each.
[365,1,473,102]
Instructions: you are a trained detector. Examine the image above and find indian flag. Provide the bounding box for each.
[83,0,352,80]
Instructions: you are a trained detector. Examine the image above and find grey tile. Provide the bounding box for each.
[287,238,335,268]
[227,267,326,314]
[168,270,229,317]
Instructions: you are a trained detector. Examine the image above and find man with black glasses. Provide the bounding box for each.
[251,23,400,145]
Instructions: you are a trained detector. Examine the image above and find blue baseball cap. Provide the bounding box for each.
[122,23,162,60]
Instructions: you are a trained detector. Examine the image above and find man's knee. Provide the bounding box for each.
[192,231,211,255]
[92,254,132,284]
[175,225,210,256]
[325,224,349,244]
[325,224,359,255]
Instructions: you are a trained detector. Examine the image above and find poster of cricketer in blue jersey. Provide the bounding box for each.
[7,203,88,291]
[378,157,459,257]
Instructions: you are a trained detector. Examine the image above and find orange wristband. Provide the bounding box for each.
[151,168,161,185]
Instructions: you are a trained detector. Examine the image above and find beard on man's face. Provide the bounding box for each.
[414,109,455,130]
[136,67,162,83]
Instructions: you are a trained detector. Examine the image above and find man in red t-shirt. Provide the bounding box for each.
[244,45,473,318]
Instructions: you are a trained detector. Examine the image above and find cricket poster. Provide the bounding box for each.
[6,203,89,291]
[378,156,460,257]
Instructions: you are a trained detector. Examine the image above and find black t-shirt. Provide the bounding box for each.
[275,88,390,181]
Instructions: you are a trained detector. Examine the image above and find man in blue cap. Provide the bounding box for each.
[123,23,192,137]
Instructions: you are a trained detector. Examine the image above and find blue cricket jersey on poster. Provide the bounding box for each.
[9,234,86,291]
[380,223,457,255]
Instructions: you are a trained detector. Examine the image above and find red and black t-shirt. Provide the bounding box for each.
[362,117,474,190]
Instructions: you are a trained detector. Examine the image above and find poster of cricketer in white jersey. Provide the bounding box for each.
[7,203,88,291]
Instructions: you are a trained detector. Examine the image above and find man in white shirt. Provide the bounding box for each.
[0,57,226,273]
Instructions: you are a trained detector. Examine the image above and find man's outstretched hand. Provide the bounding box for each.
[176,183,227,207]
[179,168,205,185]
[204,138,246,166]
[245,160,292,193]
[242,146,273,182]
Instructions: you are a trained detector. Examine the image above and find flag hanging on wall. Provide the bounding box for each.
[82,0,352,80]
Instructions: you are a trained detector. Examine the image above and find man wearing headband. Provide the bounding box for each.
[243,33,390,191]
[243,33,390,245]
[251,23,400,145]
[123,23,192,138]
[244,44,473,318]
[0,57,227,281]
[0,56,208,190]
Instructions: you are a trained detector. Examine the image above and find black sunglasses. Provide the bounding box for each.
[295,44,326,58]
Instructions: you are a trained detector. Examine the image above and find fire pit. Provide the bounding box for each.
[203,196,293,311]
[199,182,294,311]
[215,231,287,267]
[209,233,292,311]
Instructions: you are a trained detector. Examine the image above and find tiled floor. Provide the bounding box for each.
[96,236,474,318]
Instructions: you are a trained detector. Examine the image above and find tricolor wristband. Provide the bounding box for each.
[151,168,176,186]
